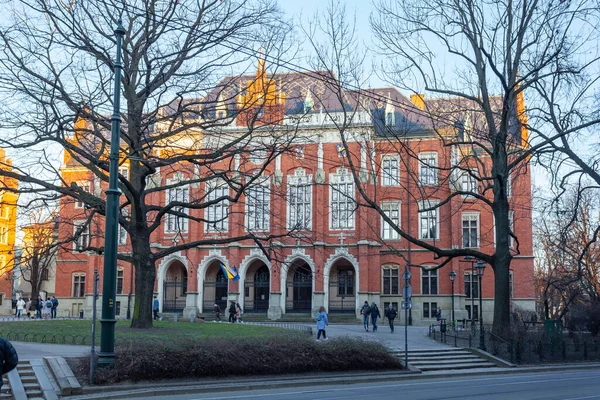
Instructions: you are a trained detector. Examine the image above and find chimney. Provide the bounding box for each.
[410,93,425,110]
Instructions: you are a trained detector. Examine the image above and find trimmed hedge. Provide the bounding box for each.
[70,336,401,384]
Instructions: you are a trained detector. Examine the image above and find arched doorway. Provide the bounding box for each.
[203,261,228,311]
[244,261,270,312]
[328,259,356,313]
[286,261,312,312]
[163,261,188,313]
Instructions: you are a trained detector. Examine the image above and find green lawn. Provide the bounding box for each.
[0,320,297,345]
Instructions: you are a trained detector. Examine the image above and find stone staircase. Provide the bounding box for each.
[1,359,59,400]
[395,348,497,372]
[18,361,45,399]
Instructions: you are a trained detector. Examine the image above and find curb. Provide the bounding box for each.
[67,362,600,399]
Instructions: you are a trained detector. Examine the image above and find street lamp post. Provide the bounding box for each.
[475,260,486,351]
[459,256,477,331]
[98,19,125,368]
[449,270,456,328]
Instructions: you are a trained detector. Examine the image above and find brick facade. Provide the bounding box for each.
[54,62,535,325]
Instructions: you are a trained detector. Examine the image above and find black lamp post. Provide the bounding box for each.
[449,270,456,328]
[475,260,486,351]
[98,19,125,368]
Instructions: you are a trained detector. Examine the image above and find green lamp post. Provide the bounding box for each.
[98,18,125,368]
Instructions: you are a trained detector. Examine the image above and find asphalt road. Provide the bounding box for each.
[127,370,600,400]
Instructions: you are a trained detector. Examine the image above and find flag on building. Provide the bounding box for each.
[220,263,234,280]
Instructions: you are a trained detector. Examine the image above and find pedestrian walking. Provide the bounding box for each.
[0,337,18,393]
[235,302,243,323]
[51,296,59,319]
[436,307,442,323]
[384,304,397,333]
[370,302,381,332]
[315,306,329,340]
[16,298,25,318]
[228,301,236,323]
[44,297,52,319]
[35,296,42,319]
[25,298,32,319]
[213,303,222,321]
[360,301,371,332]
[153,296,160,320]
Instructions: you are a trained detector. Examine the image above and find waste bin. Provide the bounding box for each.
[440,318,447,333]
[79,310,84,319]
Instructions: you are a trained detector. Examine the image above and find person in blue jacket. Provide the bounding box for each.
[316,306,329,340]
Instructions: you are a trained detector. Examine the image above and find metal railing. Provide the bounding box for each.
[429,324,600,364]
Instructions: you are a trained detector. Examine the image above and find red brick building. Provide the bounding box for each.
[54,60,535,324]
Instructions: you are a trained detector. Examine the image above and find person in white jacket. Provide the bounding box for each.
[16,298,25,318]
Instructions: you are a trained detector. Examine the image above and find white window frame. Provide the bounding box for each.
[506,173,513,198]
[118,209,128,245]
[418,200,440,240]
[116,268,124,295]
[205,181,229,233]
[419,152,438,186]
[119,166,129,180]
[382,266,400,295]
[72,273,86,297]
[381,202,400,240]
[381,155,400,186]
[165,186,190,234]
[462,213,480,248]
[245,177,270,232]
[0,225,8,245]
[329,169,355,230]
[460,170,479,197]
[421,268,438,295]
[73,220,90,251]
[74,181,91,209]
[287,169,312,230]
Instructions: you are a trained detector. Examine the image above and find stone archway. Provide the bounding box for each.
[162,261,188,313]
[203,260,228,312]
[243,261,270,313]
[327,258,356,313]
[156,252,189,313]
[285,260,313,313]
[323,248,360,315]
[280,250,316,314]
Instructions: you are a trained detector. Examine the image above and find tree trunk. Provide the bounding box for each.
[492,249,511,336]
[130,235,155,329]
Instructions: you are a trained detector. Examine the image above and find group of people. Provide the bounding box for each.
[222,301,243,323]
[361,301,398,333]
[315,302,400,341]
[15,296,59,319]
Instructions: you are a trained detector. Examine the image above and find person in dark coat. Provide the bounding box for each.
[384,304,398,333]
[228,301,236,323]
[370,302,381,332]
[35,296,43,319]
[0,337,18,392]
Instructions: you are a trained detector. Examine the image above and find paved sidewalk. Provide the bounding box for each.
[306,323,450,351]
[12,341,91,360]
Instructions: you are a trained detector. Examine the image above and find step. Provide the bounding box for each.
[20,376,38,384]
[407,355,483,362]
[410,358,492,366]
[416,362,497,372]
[25,390,44,397]
[23,381,41,388]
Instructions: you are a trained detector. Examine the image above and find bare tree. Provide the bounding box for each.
[302,0,600,334]
[535,190,600,332]
[0,0,297,328]
[17,209,59,301]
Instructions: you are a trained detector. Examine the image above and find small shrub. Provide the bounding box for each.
[70,336,401,384]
